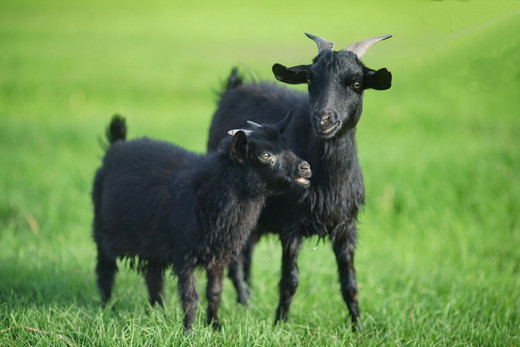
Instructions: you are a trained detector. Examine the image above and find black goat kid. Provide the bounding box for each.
[92,114,311,330]
[207,33,392,330]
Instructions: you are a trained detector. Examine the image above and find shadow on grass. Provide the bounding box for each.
[0,255,97,309]
[0,251,182,313]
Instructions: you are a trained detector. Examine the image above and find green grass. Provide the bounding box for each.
[1,0,519,345]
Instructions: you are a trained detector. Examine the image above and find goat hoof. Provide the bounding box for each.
[352,318,364,332]
[210,321,221,330]
[237,296,250,307]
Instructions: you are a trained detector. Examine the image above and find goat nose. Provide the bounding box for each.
[314,111,333,126]
[298,161,312,178]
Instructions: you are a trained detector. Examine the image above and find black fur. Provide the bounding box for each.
[207,38,392,330]
[92,115,311,330]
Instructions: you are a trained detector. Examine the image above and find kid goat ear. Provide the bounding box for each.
[231,130,249,163]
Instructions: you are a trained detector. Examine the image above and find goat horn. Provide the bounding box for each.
[305,33,335,53]
[344,34,393,59]
[246,120,262,128]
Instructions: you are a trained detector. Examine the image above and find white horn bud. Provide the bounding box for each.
[228,129,252,136]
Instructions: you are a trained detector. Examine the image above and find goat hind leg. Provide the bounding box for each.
[95,248,118,304]
[145,262,166,307]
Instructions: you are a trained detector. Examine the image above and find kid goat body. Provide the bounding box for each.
[92,115,311,330]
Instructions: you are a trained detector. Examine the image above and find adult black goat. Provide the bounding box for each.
[92,114,311,330]
[207,33,392,329]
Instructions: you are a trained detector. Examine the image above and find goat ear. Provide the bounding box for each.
[272,64,310,84]
[231,130,249,163]
[364,68,392,90]
[276,109,294,134]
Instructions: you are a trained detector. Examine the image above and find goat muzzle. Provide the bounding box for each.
[313,111,339,136]
[294,160,311,187]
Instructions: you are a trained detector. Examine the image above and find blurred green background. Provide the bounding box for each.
[1,0,519,345]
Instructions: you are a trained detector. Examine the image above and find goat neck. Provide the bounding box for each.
[316,127,358,173]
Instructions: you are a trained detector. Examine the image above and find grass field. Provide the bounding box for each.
[1,0,519,345]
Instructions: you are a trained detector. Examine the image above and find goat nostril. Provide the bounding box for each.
[314,111,333,126]
[299,161,312,177]
[313,111,336,131]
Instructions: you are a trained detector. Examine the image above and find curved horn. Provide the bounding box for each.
[246,120,262,128]
[345,34,393,59]
[305,32,335,53]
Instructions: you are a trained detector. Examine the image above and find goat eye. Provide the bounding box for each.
[259,152,272,162]
[353,81,362,89]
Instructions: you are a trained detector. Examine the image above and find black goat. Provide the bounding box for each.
[207,33,392,329]
[92,114,311,330]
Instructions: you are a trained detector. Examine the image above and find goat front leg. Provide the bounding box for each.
[332,220,363,331]
[206,264,224,329]
[242,230,260,288]
[274,234,302,324]
[177,269,199,331]
[228,232,259,305]
[228,258,250,305]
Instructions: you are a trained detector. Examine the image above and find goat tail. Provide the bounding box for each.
[225,67,243,90]
[106,114,127,145]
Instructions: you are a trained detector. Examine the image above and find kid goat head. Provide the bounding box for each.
[272,33,392,139]
[227,111,312,190]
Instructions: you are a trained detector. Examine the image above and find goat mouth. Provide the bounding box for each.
[316,121,340,138]
[294,177,311,187]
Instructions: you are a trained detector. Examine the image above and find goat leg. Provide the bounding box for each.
[145,262,166,307]
[229,232,259,305]
[178,269,199,331]
[228,258,250,305]
[95,247,118,305]
[274,235,302,324]
[242,231,260,288]
[332,221,363,331]
[206,264,224,329]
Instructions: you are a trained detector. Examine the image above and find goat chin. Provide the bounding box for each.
[314,121,341,138]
